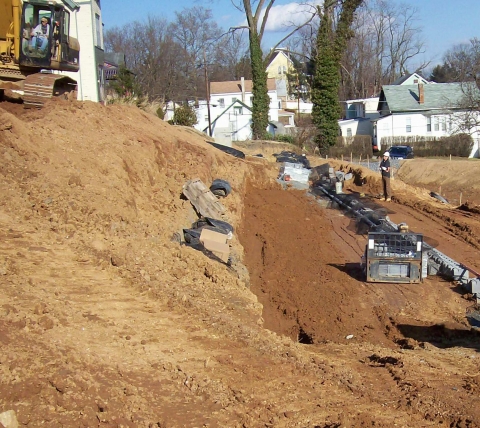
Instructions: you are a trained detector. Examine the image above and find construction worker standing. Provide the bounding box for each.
[380,151,391,202]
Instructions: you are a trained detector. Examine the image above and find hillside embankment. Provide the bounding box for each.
[1,99,480,427]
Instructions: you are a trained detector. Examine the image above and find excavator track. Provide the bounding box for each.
[23,73,77,108]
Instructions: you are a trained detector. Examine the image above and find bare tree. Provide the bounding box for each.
[105,7,250,103]
[169,6,225,99]
[340,0,430,100]
[435,38,480,83]
[230,0,316,139]
[210,30,251,81]
[442,44,480,141]
[383,2,427,82]
[105,18,185,101]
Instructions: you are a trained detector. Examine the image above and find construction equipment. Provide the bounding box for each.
[0,0,79,107]
[364,231,424,283]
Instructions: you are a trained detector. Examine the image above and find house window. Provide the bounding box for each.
[346,128,352,137]
[250,96,253,105]
[358,104,365,118]
[218,98,225,108]
[232,97,237,103]
[278,101,281,109]
[95,13,102,48]
[414,79,418,84]
[406,117,411,133]
[283,66,287,74]
[233,107,243,115]
[441,118,446,131]
[434,117,439,131]
[427,116,431,132]
[278,66,282,74]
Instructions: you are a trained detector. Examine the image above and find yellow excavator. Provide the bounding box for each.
[0,0,80,108]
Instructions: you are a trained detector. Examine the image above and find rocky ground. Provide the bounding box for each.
[1,99,480,427]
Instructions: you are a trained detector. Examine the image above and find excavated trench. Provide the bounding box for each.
[237,182,387,345]
[237,180,477,348]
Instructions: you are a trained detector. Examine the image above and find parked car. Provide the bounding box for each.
[388,145,414,159]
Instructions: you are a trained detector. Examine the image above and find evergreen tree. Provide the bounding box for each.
[109,65,141,99]
[172,104,198,127]
[311,0,363,150]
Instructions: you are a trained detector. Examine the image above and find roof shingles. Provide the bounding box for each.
[380,82,480,113]
[210,78,276,95]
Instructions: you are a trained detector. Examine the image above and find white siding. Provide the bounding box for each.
[375,111,480,157]
[61,0,103,102]
[198,88,279,141]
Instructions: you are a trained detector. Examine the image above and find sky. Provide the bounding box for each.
[100,0,480,68]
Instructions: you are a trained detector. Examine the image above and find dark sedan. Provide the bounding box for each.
[388,145,414,159]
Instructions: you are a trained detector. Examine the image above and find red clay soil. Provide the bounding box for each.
[2,98,480,427]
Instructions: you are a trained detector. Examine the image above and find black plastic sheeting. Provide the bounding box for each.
[193,217,234,234]
[273,151,311,169]
[207,142,245,159]
[430,191,449,204]
[181,217,234,265]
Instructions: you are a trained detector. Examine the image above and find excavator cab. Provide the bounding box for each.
[19,1,79,72]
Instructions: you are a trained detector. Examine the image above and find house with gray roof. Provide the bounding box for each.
[338,73,432,142]
[373,82,480,157]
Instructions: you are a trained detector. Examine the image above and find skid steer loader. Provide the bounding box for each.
[363,230,425,283]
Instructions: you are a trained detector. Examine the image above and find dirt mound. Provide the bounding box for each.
[397,158,480,206]
[2,100,480,427]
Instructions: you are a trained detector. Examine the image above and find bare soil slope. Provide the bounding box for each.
[1,99,480,427]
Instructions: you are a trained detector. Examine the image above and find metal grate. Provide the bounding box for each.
[369,232,422,259]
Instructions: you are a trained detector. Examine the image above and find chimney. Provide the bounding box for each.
[241,77,245,103]
[418,83,424,104]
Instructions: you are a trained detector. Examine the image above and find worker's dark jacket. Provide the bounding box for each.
[380,158,391,178]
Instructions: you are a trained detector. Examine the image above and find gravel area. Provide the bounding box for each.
[348,158,404,176]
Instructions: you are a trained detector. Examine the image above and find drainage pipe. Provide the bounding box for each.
[312,183,378,229]
[312,182,480,297]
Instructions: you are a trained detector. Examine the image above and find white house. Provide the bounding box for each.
[390,72,431,86]
[338,96,380,138]
[60,0,105,102]
[338,73,432,139]
[373,82,480,157]
[193,77,280,144]
[284,99,313,114]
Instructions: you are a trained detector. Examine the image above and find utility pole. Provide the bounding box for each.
[204,49,212,137]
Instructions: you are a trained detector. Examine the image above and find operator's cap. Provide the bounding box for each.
[383,151,390,157]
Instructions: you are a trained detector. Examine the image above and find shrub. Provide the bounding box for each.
[172,105,198,127]
[326,135,373,159]
[275,134,295,144]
